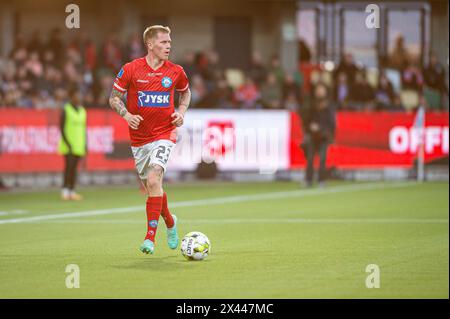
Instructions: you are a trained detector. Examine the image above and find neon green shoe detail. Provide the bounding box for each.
[140,239,154,254]
[167,215,179,249]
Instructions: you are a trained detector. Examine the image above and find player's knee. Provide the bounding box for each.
[146,175,160,190]
[146,167,163,191]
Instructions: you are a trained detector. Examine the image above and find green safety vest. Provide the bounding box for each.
[58,103,87,156]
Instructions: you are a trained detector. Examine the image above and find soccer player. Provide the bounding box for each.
[108,25,191,254]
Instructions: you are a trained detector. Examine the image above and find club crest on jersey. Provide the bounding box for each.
[138,91,170,107]
[161,76,172,88]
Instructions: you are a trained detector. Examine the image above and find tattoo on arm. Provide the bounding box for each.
[178,88,191,112]
[109,88,128,117]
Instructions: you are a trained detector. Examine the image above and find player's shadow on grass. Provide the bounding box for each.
[110,255,194,271]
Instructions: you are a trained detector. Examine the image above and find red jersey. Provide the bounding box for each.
[113,57,189,146]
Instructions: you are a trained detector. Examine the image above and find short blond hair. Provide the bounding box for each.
[143,25,171,44]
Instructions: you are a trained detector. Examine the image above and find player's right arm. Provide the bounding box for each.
[108,88,143,130]
[109,64,143,130]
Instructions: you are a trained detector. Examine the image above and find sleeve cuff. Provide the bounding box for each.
[176,84,189,92]
[113,82,127,92]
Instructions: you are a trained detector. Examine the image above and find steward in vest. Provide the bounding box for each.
[58,86,87,200]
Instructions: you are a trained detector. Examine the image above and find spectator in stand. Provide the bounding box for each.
[96,72,114,108]
[84,38,97,71]
[195,52,213,84]
[303,82,335,187]
[298,38,312,63]
[67,44,83,69]
[16,65,33,99]
[64,59,81,86]
[210,77,235,109]
[27,30,45,58]
[11,42,28,66]
[38,90,57,109]
[375,73,396,111]
[423,51,448,109]
[402,56,424,93]
[268,55,285,86]
[3,89,21,107]
[334,72,350,110]
[235,76,261,109]
[38,64,53,94]
[52,68,68,91]
[260,72,282,109]
[47,28,65,69]
[190,74,208,107]
[42,48,56,69]
[180,51,197,78]
[390,95,404,111]
[284,92,301,112]
[102,33,123,71]
[16,87,33,108]
[349,71,375,111]
[126,33,145,61]
[206,49,223,83]
[423,51,447,93]
[9,34,27,61]
[334,53,359,86]
[54,87,68,108]
[282,73,301,110]
[389,34,410,71]
[248,51,268,88]
[25,51,44,90]
[1,61,18,94]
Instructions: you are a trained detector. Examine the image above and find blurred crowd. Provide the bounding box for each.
[0,29,448,112]
[326,35,448,112]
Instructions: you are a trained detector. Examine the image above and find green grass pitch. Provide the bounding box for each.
[0,181,448,298]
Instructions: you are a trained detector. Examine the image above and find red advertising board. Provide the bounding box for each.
[290,111,449,169]
[0,109,134,173]
[0,109,448,173]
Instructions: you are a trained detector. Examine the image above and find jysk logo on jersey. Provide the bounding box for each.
[161,76,172,88]
[138,91,170,107]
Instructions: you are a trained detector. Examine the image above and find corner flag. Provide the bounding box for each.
[413,106,426,182]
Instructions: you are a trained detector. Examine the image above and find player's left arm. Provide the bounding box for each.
[171,87,191,127]
[171,67,191,127]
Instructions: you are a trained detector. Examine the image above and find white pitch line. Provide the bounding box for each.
[0,182,417,225]
[0,210,29,216]
[43,218,449,224]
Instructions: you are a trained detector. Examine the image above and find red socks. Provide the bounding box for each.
[145,196,162,242]
[161,192,175,228]
[144,193,174,242]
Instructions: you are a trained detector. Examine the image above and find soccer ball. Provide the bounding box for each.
[180,231,211,261]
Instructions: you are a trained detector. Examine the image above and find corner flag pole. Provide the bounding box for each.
[415,106,426,182]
